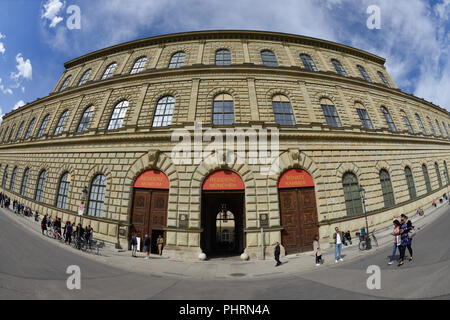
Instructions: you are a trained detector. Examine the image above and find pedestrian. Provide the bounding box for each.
[313,234,322,266]
[417,207,424,216]
[333,227,344,263]
[157,235,164,256]
[144,234,151,259]
[131,234,138,257]
[343,230,352,246]
[65,222,73,245]
[398,214,414,266]
[388,219,401,265]
[41,214,48,235]
[432,199,437,207]
[274,241,282,267]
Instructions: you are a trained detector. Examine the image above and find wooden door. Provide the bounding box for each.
[149,191,168,231]
[130,189,151,242]
[279,189,300,254]
[298,187,318,252]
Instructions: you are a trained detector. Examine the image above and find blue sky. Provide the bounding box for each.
[0,0,449,121]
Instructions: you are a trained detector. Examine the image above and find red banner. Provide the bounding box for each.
[278,168,314,189]
[202,170,245,191]
[134,170,170,189]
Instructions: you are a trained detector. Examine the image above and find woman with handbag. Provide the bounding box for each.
[388,220,401,265]
[313,234,322,266]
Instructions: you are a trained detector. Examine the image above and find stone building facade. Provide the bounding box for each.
[0,30,449,259]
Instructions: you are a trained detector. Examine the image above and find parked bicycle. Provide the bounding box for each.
[357,229,378,251]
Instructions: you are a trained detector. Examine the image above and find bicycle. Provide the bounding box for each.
[358,229,378,251]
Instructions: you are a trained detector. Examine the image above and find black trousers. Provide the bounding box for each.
[275,254,281,265]
[399,244,413,261]
[315,253,322,264]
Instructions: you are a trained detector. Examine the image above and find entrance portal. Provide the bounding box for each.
[130,170,169,253]
[278,169,319,254]
[201,170,245,256]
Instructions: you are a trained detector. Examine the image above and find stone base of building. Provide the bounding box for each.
[163,245,203,260]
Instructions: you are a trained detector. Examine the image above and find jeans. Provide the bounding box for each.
[335,243,342,260]
[390,243,398,262]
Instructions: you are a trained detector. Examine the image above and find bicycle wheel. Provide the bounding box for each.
[372,234,378,247]
[359,240,367,251]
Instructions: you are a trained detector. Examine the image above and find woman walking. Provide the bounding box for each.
[398,214,413,266]
[313,235,322,266]
[388,220,401,265]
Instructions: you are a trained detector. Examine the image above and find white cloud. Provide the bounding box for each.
[42,0,65,28]
[0,42,5,55]
[0,78,13,95]
[0,33,5,39]
[0,108,4,125]
[13,100,25,110]
[11,53,33,81]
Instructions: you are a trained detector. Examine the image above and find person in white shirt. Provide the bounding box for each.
[333,227,344,263]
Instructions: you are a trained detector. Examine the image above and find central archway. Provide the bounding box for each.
[201,170,245,257]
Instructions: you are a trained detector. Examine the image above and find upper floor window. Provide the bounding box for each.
[130,56,147,74]
[342,172,363,216]
[272,95,295,126]
[101,62,117,80]
[261,50,278,67]
[8,124,15,142]
[404,166,416,200]
[24,118,35,139]
[54,110,69,135]
[357,65,372,82]
[77,106,93,133]
[444,161,449,185]
[377,71,391,88]
[169,52,185,69]
[422,164,432,193]
[381,106,396,132]
[35,170,46,202]
[356,106,374,130]
[2,127,8,142]
[56,172,70,210]
[435,119,444,136]
[415,114,426,134]
[87,174,107,218]
[37,114,50,138]
[2,165,8,188]
[435,162,442,188]
[442,121,449,137]
[10,167,17,191]
[427,117,436,135]
[15,121,24,141]
[331,59,347,77]
[78,69,92,86]
[300,54,318,72]
[213,94,234,125]
[320,99,342,128]
[379,169,395,208]
[108,100,129,130]
[215,49,231,66]
[20,168,29,196]
[402,114,414,134]
[59,75,72,92]
[152,96,175,127]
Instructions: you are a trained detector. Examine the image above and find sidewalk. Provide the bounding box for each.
[2,201,448,281]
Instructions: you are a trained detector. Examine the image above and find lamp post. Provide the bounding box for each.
[80,186,88,226]
[359,185,369,235]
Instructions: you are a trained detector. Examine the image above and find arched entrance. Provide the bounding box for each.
[201,170,245,256]
[278,168,319,254]
[130,170,169,253]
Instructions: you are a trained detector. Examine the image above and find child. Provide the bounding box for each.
[313,235,322,266]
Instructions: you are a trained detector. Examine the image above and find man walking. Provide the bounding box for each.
[131,234,138,257]
[333,227,344,263]
[157,235,164,256]
[144,234,151,259]
[274,241,282,267]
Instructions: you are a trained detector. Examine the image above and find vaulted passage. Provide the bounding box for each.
[278,169,319,254]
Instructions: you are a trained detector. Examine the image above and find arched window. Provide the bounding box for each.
[356,103,374,130]
[20,168,29,196]
[357,65,372,82]
[130,56,147,74]
[320,98,342,127]
[402,114,414,134]
[404,166,416,200]
[381,106,396,132]
[377,71,391,88]
[78,69,92,86]
[342,172,363,216]
[108,100,129,130]
[272,95,295,126]
[87,174,107,217]
[442,121,448,137]
[261,50,278,67]
[379,169,395,208]
[422,164,432,193]
[59,75,72,92]
[435,119,444,136]
[37,114,50,138]
[35,170,46,202]
[415,114,426,134]
[101,62,117,80]
[54,110,69,135]
[2,127,8,142]
[56,172,70,209]
[24,118,35,139]
[427,117,436,135]
[435,162,442,188]
[213,94,234,125]
[77,106,93,133]
[444,161,450,185]
[2,165,8,188]
[10,167,17,191]
[8,124,15,142]
[215,49,231,66]
[331,59,347,77]
[152,96,175,127]
[168,52,185,69]
[300,54,318,71]
[15,121,24,141]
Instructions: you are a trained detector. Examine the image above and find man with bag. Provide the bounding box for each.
[397,214,414,266]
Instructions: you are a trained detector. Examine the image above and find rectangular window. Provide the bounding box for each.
[356,108,374,130]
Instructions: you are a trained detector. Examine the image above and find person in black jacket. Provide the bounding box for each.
[274,242,282,267]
